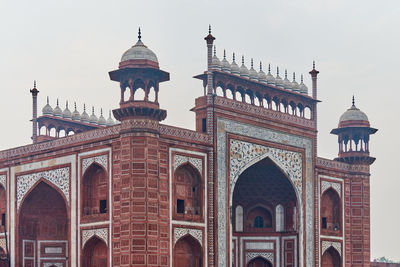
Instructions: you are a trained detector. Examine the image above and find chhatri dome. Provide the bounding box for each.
[338,96,370,127]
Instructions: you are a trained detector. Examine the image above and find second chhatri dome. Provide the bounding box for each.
[120,28,158,64]
[338,97,369,127]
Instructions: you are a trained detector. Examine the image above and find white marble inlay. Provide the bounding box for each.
[43,263,63,267]
[174,155,203,175]
[82,228,108,248]
[17,167,70,210]
[245,242,273,250]
[44,247,62,254]
[82,155,108,175]
[321,180,341,197]
[321,240,342,256]
[0,238,5,251]
[246,252,274,263]
[174,227,203,247]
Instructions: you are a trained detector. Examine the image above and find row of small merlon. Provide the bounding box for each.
[211,47,309,95]
[41,97,115,126]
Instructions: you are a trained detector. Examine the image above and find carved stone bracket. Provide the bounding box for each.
[82,154,108,175]
[174,227,203,247]
[321,240,341,256]
[17,167,70,210]
[321,180,341,197]
[82,228,108,248]
[173,154,203,175]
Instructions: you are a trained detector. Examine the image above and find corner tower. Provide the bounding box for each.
[109,29,170,266]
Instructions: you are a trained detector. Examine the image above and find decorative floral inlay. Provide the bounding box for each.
[0,175,5,189]
[230,139,302,195]
[82,228,108,248]
[174,227,203,247]
[246,252,274,264]
[82,154,108,175]
[43,263,63,267]
[174,155,203,175]
[17,167,70,210]
[321,241,341,256]
[321,180,341,197]
[0,238,5,251]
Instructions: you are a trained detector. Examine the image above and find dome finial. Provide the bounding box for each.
[74,102,77,110]
[285,69,288,78]
[241,55,244,65]
[301,74,304,83]
[223,49,226,59]
[34,80,36,89]
[209,24,211,34]
[313,60,316,69]
[277,66,279,75]
[56,98,59,107]
[66,100,68,108]
[293,72,296,81]
[92,106,95,115]
[138,27,141,41]
[251,58,254,68]
[233,52,236,62]
[259,61,262,71]
[214,45,216,56]
[47,96,49,104]
[101,108,103,116]
[84,103,86,112]
[352,95,355,106]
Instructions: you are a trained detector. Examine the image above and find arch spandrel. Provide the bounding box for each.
[82,228,108,249]
[16,166,70,211]
[173,227,203,247]
[321,241,342,256]
[229,139,303,201]
[82,155,108,176]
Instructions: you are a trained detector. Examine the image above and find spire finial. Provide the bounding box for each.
[293,72,296,81]
[301,74,304,83]
[313,60,315,69]
[101,108,103,116]
[242,55,244,65]
[268,64,271,73]
[84,103,86,112]
[66,100,68,108]
[223,49,226,59]
[352,95,355,106]
[47,96,49,104]
[251,58,254,68]
[233,52,235,62]
[138,27,141,41]
[260,61,262,71]
[213,45,216,56]
[277,66,279,75]
[285,69,287,78]
[92,106,95,115]
[209,24,211,34]
[74,102,77,111]
[56,98,59,107]
[34,80,36,89]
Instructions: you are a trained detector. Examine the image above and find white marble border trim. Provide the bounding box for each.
[38,240,68,267]
[217,118,313,267]
[169,148,207,267]
[239,236,279,267]
[318,175,344,267]
[77,148,111,267]
[0,167,9,257]
[281,236,297,267]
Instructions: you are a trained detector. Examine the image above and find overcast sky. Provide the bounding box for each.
[0,0,399,261]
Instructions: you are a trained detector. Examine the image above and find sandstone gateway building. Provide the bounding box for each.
[0,28,376,267]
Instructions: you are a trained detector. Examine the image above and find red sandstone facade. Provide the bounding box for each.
[0,28,376,267]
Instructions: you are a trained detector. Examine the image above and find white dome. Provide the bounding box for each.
[211,46,221,70]
[221,50,231,72]
[339,105,369,123]
[291,73,300,93]
[62,101,72,119]
[89,107,98,124]
[299,75,308,95]
[52,99,63,117]
[275,67,284,88]
[98,109,107,126]
[239,56,249,78]
[80,105,89,123]
[71,103,81,121]
[230,53,240,75]
[42,96,53,115]
[265,64,275,85]
[107,111,115,126]
[248,59,258,81]
[258,63,267,84]
[283,70,292,90]
[121,39,158,63]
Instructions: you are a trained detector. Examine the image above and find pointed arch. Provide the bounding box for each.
[82,235,108,267]
[82,163,108,216]
[321,245,341,267]
[173,234,203,267]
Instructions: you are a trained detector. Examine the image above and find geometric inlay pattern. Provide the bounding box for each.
[17,167,70,210]
[82,154,108,176]
[0,175,5,189]
[173,155,203,175]
[0,238,5,251]
[321,180,341,197]
[174,227,203,247]
[43,263,63,267]
[246,252,274,264]
[230,139,302,196]
[82,228,108,248]
[321,240,341,256]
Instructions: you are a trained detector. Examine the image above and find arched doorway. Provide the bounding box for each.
[82,236,108,267]
[82,163,108,217]
[247,257,272,267]
[321,188,341,236]
[232,157,298,266]
[173,235,202,267]
[0,247,8,267]
[321,247,341,267]
[18,181,68,266]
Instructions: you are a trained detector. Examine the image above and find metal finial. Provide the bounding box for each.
[352,95,355,106]
[92,106,95,115]
[293,72,296,81]
[268,64,271,73]
[109,110,112,117]
[301,74,304,83]
[84,103,86,112]
[66,100,68,108]
[260,61,262,71]
[251,58,254,68]
[285,69,287,78]
[242,55,244,65]
[47,96,49,104]
[138,27,141,40]
[233,52,235,62]
[313,61,315,69]
[101,108,103,116]
[214,45,216,56]
[34,80,36,89]
[209,24,211,34]
[56,98,59,107]
[74,102,77,110]
[277,66,279,75]
[223,49,226,59]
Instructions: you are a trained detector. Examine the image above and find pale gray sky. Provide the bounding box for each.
[0,0,398,261]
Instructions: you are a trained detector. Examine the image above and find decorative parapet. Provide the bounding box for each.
[317,157,370,173]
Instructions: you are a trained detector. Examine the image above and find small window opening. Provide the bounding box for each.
[192,186,196,192]
[202,118,207,133]
[322,217,327,229]
[177,199,185,214]
[254,216,264,228]
[99,200,107,213]
[1,213,5,226]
